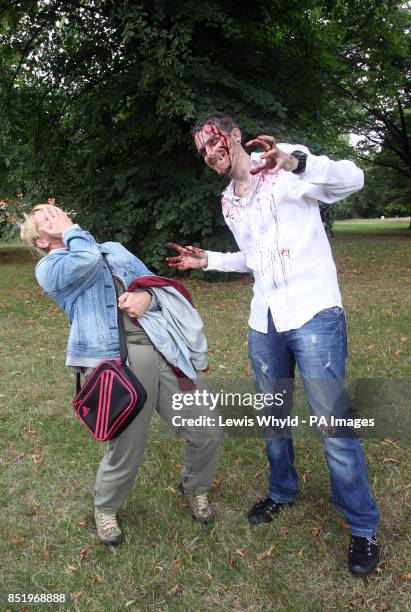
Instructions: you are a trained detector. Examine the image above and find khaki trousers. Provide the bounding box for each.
[94,342,221,513]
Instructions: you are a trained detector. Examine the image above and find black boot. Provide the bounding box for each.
[348,535,379,576]
[248,497,293,524]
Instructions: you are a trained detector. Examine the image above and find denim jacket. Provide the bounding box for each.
[35,225,154,365]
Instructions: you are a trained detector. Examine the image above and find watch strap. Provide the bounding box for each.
[291,150,307,174]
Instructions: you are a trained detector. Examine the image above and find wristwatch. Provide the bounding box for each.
[291,150,307,174]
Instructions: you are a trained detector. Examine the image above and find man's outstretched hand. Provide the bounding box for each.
[246,135,299,175]
[166,243,208,271]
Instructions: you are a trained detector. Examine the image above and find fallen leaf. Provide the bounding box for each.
[376,602,390,611]
[400,336,407,343]
[172,559,182,568]
[256,546,273,561]
[309,527,321,537]
[80,544,90,561]
[350,599,364,607]
[43,546,50,561]
[164,486,176,494]
[10,537,25,544]
[78,520,89,526]
[383,457,400,464]
[298,547,304,558]
[212,479,222,489]
[68,564,77,572]
[401,572,411,580]
[74,592,82,599]
[168,584,181,596]
[90,575,102,583]
[235,548,246,558]
[382,438,399,448]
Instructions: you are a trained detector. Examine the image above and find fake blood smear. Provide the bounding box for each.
[269,193,291,289]
[197,124,234,169]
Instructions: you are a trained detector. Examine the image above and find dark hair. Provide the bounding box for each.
[191,112,239,137]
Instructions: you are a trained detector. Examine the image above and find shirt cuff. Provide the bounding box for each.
[202,251,221,271]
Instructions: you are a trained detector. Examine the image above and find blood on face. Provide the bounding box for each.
[194,123,234,173]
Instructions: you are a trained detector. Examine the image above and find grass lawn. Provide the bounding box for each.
[0,225,410,611]
[334,217,410,238]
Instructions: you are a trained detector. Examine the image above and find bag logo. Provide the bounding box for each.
[82,406,91,416]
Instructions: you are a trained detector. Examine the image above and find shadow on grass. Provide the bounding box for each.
[334,230,410,242]
[0,244,35,264]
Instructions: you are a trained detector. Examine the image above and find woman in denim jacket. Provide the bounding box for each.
[20,205,220,545]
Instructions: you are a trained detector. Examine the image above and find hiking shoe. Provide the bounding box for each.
[248,497,293,524]
[348,535,379,576]
[94,509,122,546]
[179,483,214,524]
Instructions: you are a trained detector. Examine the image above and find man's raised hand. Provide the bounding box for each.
[166,243,208,271]
[246,135,298,175]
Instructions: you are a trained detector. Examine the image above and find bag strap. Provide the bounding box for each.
[75,253,130,393]
[102,253,129,364]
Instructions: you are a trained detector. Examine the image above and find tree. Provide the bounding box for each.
[0,1,409,268]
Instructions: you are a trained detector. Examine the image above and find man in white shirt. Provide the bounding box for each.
[167,113,380,576]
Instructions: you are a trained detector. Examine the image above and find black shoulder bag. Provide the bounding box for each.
[72,255,147,441]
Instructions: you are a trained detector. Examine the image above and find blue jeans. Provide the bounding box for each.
[248,307,380,537]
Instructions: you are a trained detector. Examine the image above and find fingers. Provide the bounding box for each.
[250,164,267,175]
[185,245,205,255]
[118,293,128,306]
[257,135,276,144]
[47,206,71,222]
[167,242,189,255]
[249,146,284,175]
[118,291,151,316]
[261,149,279,167]
[245,135,276,150]
[245,138,271,151]
[166,255,182,264]
[167,260,189,271]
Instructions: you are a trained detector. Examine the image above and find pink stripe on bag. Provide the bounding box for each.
[100,371,110,440]
[102,371,114,439]
[95,373,106,436]
[73,359,145,441]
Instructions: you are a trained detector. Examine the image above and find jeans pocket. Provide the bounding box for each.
[316,306,344,320]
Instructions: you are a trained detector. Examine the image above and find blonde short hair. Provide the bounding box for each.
[20,204,59,257]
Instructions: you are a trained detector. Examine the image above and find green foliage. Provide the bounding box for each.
[0,1,409,270]
[0,195,30,241]
[319,202,335,238]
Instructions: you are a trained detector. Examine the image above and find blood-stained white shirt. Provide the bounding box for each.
[204,144,364,333]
